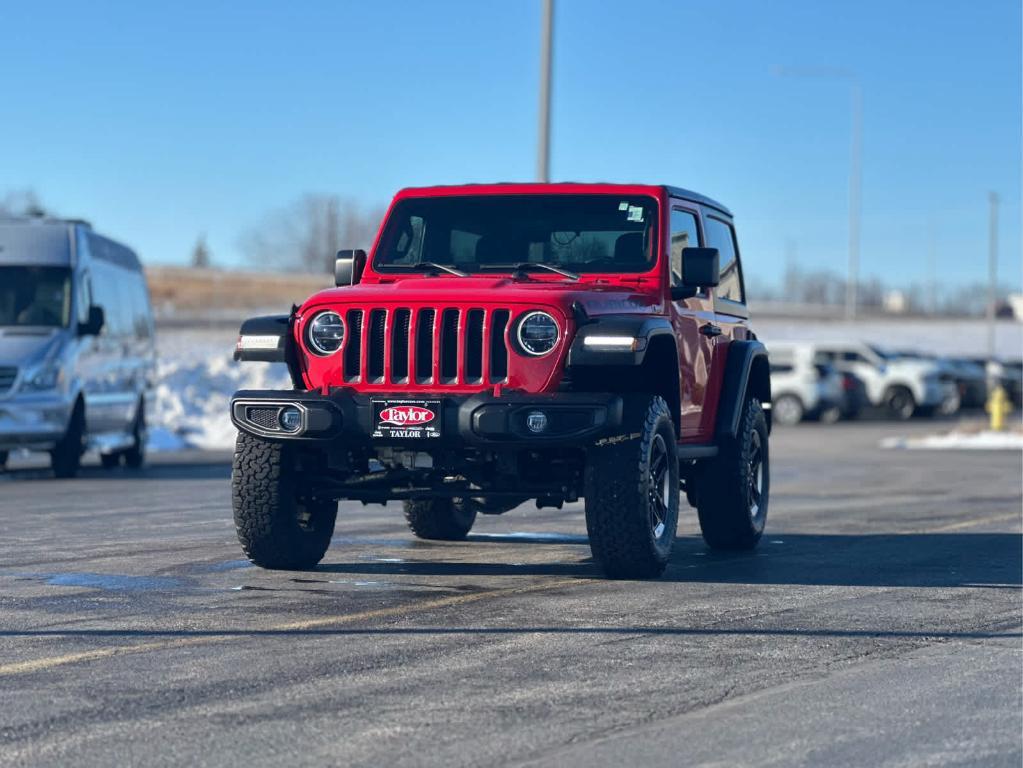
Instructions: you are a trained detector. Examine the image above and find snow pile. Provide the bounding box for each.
[151,330,291,451]
[881,430,1023,451]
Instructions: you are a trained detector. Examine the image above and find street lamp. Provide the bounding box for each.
[774,67,862,320]
[537,0,554,183]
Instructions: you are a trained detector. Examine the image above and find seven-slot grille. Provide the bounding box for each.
[0,367,16,395]
[339,307,511,386]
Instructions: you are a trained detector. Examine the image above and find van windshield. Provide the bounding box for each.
[373,194,659,274]
[0,266,72,327]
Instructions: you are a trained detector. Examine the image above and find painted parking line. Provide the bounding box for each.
[0,578,581,677]
[917,512,1022,533]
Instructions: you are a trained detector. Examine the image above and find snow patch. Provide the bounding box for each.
[881,431,1023,451]
[150,330,291,452]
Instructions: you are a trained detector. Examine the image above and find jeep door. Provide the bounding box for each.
[702,213,753,431]
[666,204,714,440]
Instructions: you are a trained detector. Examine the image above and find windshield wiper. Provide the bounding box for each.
[412,262,468,277]
[481,263,580,281]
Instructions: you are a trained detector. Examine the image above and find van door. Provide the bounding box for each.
[86,242,134,433]
[72,267,105,436]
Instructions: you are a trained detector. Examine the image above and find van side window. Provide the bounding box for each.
[131,273,153,340]
[704,217,744,303]
[669,209,700,287]
[76,275,92,326]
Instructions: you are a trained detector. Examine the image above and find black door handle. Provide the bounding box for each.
[700,324,722,338]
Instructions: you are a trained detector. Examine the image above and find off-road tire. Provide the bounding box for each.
[697,398,769,550]
[123,400,146,469]
[885,385,916,420]
[403,498,477,540]
[232,430,337,569]
[584,395,680,579]
[51,401,85,479]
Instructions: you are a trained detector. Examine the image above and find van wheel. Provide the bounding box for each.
[885,386,916,420]
[51,401,85,479]
[232,431,337,569]
[697,397,769,550]
[772,394,804,426]
[584,395,679,579]
[123,401,146,469]
[404,498,477,540]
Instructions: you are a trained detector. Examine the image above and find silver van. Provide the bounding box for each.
[0,219,155,476]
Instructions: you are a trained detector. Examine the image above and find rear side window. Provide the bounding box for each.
[669,209,700,287]
[704,217,744,303]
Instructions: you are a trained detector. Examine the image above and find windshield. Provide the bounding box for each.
[0,266,72,327]
[373,194,658,274]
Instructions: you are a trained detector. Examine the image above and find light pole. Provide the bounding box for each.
[537,0,554,183]
[774,67,862,319]
[986,191,1000,384]
[846,83,862,320]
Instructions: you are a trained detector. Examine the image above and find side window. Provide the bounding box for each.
[132,273,153,340]
[669,209,700,287]
[90,258,129,338]
[704,216,744,303]
[76,274,92,325]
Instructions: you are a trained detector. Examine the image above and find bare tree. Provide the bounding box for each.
[0,189,49,219]
[190,234,212,268]
[241,195,385,273]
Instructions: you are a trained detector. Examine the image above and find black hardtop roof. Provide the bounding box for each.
[664,186,732,217]
[397,182,732,217]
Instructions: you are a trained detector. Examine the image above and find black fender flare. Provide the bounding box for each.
[566,314,676,368]
[234,312,304,388]
[715,339,772,439]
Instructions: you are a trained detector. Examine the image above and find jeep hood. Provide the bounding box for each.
[302,276,662,319]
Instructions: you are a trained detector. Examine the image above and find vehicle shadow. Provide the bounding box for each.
[317,532,1023,589]
[0,458,232,483]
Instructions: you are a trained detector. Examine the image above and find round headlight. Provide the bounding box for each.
[517,311,560,357]
[307,311,345,355]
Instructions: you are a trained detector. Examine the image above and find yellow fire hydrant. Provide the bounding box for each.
[986,386,1012,431]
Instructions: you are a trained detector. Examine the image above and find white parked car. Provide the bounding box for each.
[767,341,844,425]
[811,342,948,420]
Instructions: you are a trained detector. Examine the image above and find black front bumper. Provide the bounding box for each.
[230,389,624,448]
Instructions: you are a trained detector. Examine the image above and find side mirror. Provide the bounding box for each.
[670,247,720,301]
[78,305,105,336]
[335,249,367,287]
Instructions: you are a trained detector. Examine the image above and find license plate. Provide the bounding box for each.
[372,399,442,439]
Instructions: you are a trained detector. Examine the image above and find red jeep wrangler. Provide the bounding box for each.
[231,183,771,579]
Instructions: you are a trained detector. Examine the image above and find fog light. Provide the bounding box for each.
[526,410,548,434]
[279,407,302,432]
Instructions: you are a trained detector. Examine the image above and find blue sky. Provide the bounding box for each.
[2,0,1019,292]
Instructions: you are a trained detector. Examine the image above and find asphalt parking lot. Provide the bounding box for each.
[0,421,1020,767]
